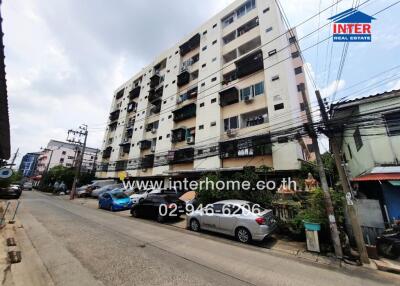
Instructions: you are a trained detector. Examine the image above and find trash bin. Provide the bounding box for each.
[303,221,321,253]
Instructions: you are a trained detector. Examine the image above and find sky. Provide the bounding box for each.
[3,0,400,167]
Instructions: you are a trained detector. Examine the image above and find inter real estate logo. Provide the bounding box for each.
[328,8,376,42]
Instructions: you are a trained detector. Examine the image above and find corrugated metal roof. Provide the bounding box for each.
[352,173,400,182]
[331,89,400,109]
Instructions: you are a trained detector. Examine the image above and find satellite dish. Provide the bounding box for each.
[0,168,13,179]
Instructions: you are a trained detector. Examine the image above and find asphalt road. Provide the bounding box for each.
[17,191,399,286]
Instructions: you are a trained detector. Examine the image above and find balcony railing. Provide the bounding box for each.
[115,89,124,99]
[140,154,155,169]
[219,87,239,107]
[168,147,194,164]
[235,49,264,78]
[129,86,141,100]
[109,109,120,121]
[177,70,190,87]
[179,33,200,57]
[172,103,196,122]
[149,86,163,102]
[150,74,160,88]
[219,134,272,159]
[115,160,128,171]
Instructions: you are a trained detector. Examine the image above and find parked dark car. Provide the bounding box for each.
[130,194,186,223]
[376,225,400,259]
[0,187,22,199]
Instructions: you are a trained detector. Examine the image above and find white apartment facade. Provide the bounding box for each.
[36,140,99,174]
[97,0,313,179]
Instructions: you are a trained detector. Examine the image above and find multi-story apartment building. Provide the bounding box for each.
[19,152,41,177]
[97,0,313,179]
[36,140,99,174]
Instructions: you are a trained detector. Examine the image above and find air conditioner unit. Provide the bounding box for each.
[226,129,237,137]
[186,136,195,145]
[244,96,254,103]
[151,128,157,134]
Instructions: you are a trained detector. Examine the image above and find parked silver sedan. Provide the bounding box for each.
[186,200,277,243]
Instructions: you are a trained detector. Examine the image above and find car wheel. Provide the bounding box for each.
[378,242,399,259]
[156,214,166,223]
[131,208,139,218]
[236,227,252,244]
[110,204,114,212]
[190,219,200,232]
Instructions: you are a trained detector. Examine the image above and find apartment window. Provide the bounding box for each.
[222,13,235,28]
[200,102,205,107]
[224,116,238,131]
[353,127,363,151]
[271,75,280,81]
[294,66,303,75]
[268,49,277,57]
[263,7,270,13]
[212,40,217,45]
[210,121,216,127]
[202,46,207,51]
[297,84,302,92]
[203,30,207,35]
[211,77,217,82]
[384,111,400,136]
[212,57,217,62]
[172,80,176,84]
[202,63,206,68]
[274,103,284,111]
[175,50,179,54]
[191,70,199,80]
[239,81,264,100]
[166,134,170,138]
[59,158,64,163]
[211,98,217,103]
[159,136,162,140]
[198,150,204,155]
[213,23,217,28]
[237,0,256,19]
[67,156,74,159]
[201,82,206,87]
[62,151,66,155]
[266,27,273,33]
[168,115,172,119]
[289,36,296,44]
[300,102,305,111]
[292,51,300,58]
[199,125,204,130]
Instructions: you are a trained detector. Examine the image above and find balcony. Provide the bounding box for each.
[140,154,155,169]
[150,100,161,115]
[119,137,131,146]
[219,86,239,107]
[102,147,112,159]
[235,49,263,78]
[126,119,135,129]
[177,70,190,87]
[219,134,272,159]
[108,121,118,130]
[168,147,194,164]
[129,86,141,100]
[150,74,160,88]
[240,108,268,128]
[149,86,163,102]
[179,33,200,57]
[115,160,128,171]
[171,128,186,143]
[146,121,159,132]
[121,144,130,154]
[172,103,196,122]
[115,89,124,100]
[178,86,198,104]
[138,140,152,150]
[109,109,120,121]
[127,102,137,113]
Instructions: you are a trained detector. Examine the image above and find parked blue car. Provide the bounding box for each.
[98,189,133,211]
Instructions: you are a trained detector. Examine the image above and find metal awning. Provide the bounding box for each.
[352,173,400,182]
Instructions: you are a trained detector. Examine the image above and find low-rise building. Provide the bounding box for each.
[330,89,400,240]
[36,140,99,174]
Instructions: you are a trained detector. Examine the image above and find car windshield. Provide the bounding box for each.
[111,192,128,199]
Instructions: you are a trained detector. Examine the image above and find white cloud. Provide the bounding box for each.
[321,79,346,100]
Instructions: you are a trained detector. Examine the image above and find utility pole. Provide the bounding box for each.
[316,90,370,264]
[68,124,88,200]
[10,148,19,167]
[299,83,343,258]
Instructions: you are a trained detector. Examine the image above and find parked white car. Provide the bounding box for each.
[23,182,33,190]
[129,188,159,204]
[186,200,277,243]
